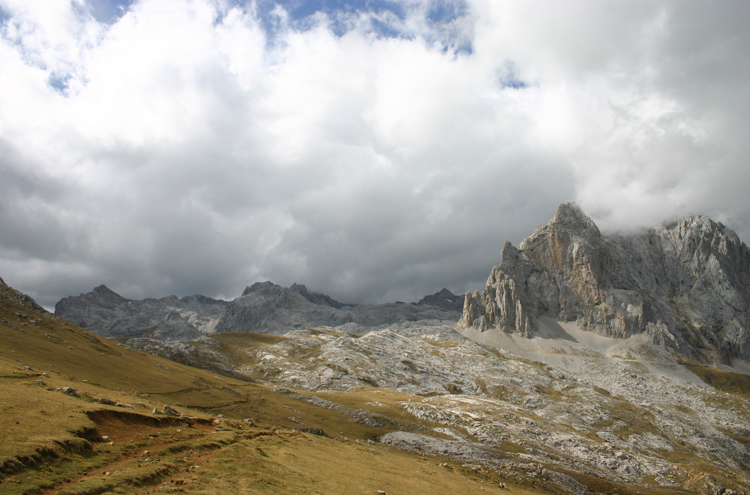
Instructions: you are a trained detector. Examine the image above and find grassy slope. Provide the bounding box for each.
[0,283,549,495]
[677,357,750,397]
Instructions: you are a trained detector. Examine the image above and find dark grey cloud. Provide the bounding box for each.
[0,0,748,309]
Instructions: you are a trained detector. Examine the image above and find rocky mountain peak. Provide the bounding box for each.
[289,283,346,309]
[58,284,130,313]
[550,202,601,236]
[416,288,464,311]
[55,285,226,341]
[241,281,277,296]
[459,204,750,365]
[662,215,749,272]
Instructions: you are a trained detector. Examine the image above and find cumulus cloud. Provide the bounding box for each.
[0,0,748,308]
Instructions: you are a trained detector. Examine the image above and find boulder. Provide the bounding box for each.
[163,405,182,417]
[62,386,79,397]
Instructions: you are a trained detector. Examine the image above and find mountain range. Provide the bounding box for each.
[56,202,750,374]
[55,281,464,341]
[3,203,750,495]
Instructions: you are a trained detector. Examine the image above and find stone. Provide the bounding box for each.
[299,427,329,437]
[62,386,79,397]
[163,405,181,417]
[98,398,116,405]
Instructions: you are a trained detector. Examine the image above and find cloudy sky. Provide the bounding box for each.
[1,0,749,309]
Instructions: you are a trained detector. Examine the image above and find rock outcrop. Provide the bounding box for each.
[458,203,750,363]
[0,276,48,317]
[123,336,250,381]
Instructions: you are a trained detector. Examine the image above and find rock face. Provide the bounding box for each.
[54,285,227,341]
[55,282,464,340]
[458,203,750,363]
[123,336,249,381]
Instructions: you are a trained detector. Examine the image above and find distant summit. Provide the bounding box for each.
[459,203,750,364]
[55,287,227,341]
[214,281,463,335]
[416,288,464,311]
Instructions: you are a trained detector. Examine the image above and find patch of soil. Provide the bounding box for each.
[86,409,215,443]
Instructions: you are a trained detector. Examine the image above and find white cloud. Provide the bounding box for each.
[0,0,748,308]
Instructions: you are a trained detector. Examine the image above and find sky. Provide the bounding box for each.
[1,0,749,309]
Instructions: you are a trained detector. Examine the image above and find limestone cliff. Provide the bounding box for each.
[458,203,750,363]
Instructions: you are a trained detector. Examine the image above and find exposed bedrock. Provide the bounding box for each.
[458,203,750,363]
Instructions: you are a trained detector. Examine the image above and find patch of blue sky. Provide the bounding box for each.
[0,6,10,26]
[83,0,135,24]
[424,0,471,54]
[48,73,72,95]
[264,0,406,22]
[502,78,527,89]
[368,14,408,39]
[250,0,471,53]
[251,0,404,37]
[497,62,528,90]
[426,0,467,25]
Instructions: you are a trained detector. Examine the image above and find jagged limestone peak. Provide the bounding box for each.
[551,202,601,233]
[459,204,750,364]
[242,280,279,296]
